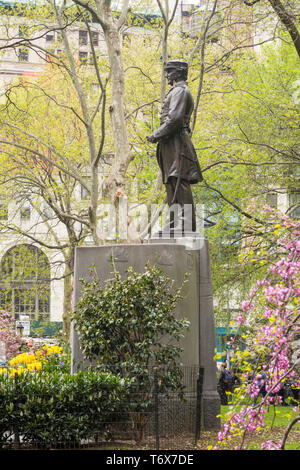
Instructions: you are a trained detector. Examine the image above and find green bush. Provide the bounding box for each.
[72,263,189,370]
[0,370,131,449]
[72,262,190,442]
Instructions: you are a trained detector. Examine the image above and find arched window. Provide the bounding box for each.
[0,245,50,321]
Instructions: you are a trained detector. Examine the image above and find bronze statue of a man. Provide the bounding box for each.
[147,60,202,233]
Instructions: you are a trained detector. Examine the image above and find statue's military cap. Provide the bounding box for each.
[165,60,188,71]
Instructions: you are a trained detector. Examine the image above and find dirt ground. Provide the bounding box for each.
[91,428,300,451]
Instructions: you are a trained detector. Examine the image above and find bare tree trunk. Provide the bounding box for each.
[73,0,133,230]
[54,1,101,244]
[244,0,300,58]
[191,0,218,133]
[268,0,300,58]
[103,21,133,204]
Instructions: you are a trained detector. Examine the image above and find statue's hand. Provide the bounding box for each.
[146,134,157,143]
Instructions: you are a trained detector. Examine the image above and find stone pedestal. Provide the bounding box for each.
[71,236,220,431]
[150,234,220,430]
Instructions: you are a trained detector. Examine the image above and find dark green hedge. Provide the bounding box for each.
[0,370,130,449]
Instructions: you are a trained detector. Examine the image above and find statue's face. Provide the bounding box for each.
[166,67,178,86]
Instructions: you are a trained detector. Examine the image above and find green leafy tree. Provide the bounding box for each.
[190,38,300,326]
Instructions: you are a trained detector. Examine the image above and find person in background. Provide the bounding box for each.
[253,368,267,405]
[218,363,232,405]
[230,369,241,393]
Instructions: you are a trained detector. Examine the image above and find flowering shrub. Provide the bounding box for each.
[33,344,70,373]
[0,310,25,360]
[215,209,300,450]
[0,343,70,376]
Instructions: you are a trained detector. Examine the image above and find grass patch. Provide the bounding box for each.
[221,404,299,427]
[219,404,300,450]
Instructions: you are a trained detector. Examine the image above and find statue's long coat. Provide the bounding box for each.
[152,80,203,185]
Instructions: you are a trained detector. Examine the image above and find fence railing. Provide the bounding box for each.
[0,365,204,450]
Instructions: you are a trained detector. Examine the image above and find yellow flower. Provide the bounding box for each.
[41,344,62,356]
[9,352,36,366]
[52,345,62,354]
[7,344,63,375]
[27,361,42,372]
[34,361,42,371]
[17,366,24,375]
[10,368,18,377]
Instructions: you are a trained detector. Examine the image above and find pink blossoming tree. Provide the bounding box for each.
[0,310,25,361]
[215,208,300,450]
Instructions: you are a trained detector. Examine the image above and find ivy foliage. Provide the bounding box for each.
[72,262,190,371]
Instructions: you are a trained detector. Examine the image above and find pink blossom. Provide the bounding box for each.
[214,213,299,451]
[237,313,246,324]
[261,441,282,450]
[242,301,253,312]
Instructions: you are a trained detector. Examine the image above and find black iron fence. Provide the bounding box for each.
[0,365,204,450]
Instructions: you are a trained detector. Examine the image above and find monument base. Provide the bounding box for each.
[150,232,220,431]
[150,231,204,251]
[151,230,200,238]
[71,238,220,431]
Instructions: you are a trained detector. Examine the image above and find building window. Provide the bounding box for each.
[0,245,50,321]
[43,202,53,219]
[19,24,29,38]
[81,178,90,199]
[0,203,8,220]
[91,31,99,46]
[289,192,300,218]
[20,202,31,220]
[295,164,300,177]
[81,186,88,200]
[18,48,29,62]
[289,163,300,177]
[79,30,88,46]
[46,33,54,42]
[266,192,278,209]
[79,51,88,64]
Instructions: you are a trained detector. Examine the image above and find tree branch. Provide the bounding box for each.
[244,0,300,58]
[117,0,130,31]
[0,132,89,192]
[203,179,266,225]
[281,416,300,450]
